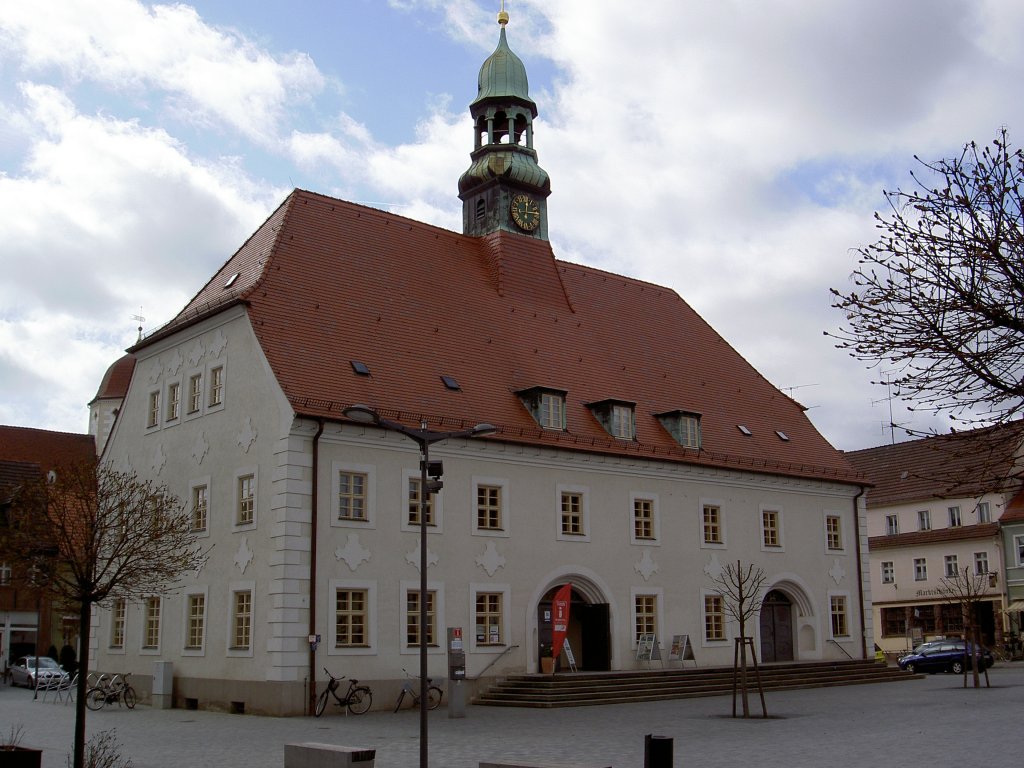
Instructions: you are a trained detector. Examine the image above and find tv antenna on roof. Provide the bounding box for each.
[131,312,145,342]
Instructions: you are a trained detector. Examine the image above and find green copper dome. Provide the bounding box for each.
[472,27,534,111]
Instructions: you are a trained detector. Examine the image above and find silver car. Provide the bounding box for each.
[9,656,69,688]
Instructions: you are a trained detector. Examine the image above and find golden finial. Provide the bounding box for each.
[498,1,509,26]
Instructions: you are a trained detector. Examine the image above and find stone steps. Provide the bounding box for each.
[474,659,916,708]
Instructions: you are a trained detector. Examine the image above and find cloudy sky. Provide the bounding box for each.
[1,0,1021,452]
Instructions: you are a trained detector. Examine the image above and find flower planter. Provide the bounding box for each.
[540,656,555,674]
[0,746,43,768]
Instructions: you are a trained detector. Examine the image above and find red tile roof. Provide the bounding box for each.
[1001,491,1024,523]
[0,425,95,471]
[869,522,999,550]
[139,189,863,484]
[89,354,136,403]
[844,423,1024,507]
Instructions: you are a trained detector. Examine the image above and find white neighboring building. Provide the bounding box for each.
[846,426,1024,655]
[91,17,870,715]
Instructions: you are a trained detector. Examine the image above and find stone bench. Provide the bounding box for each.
[284,742,375,768]
[480,762,611,768]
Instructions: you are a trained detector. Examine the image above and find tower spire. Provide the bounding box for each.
[457,7,551,239]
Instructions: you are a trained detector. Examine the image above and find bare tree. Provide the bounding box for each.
[709,560,768,717]
[3,460,206,768]
[830,128,1024,439]
[937,566,992,689]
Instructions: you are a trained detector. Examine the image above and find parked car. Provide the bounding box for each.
[8,656,69,688]
[897,639,994,674]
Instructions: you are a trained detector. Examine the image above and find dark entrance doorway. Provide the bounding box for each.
[760,590,794,662]
[537,586,611,672]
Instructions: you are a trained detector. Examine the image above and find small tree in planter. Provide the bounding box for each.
[708,559,768,718]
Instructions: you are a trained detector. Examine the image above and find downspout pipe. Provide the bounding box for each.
[308,419,325,715]
[853,484,869,660]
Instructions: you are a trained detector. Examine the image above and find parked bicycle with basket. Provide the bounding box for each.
[314,668,372,716]
[86,673,136,710]
[393,667,443,712]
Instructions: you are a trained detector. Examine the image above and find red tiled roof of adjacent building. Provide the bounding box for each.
[869,521,1000,551]
[844,422,1024,507]
[136,189,864,484]
[1001,491,1024,523]
[90,354,136,403]
[0,425,95,471]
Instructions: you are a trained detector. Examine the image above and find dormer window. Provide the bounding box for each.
[516,386,567,430]
[588,399,636,440]
[656,410,702,449]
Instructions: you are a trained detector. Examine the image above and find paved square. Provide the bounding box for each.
[3,666,1020,767]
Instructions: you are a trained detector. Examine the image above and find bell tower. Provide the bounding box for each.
[458,8,551,240]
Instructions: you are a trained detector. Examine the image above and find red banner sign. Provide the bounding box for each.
[550,583,572,666]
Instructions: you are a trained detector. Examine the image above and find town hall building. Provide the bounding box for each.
[91,12,871,714]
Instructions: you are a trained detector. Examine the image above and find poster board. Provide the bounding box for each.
[668,634,696,666]
[635,633,661,666]
[562,638,578,672]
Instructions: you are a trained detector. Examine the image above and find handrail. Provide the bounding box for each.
[827,639,854,660]
[469,644,519,680]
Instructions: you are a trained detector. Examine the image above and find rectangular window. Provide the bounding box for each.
[830,595,849,637]
[762,510,780,547]
[191,484,208,532]
[475,592,503,645]
[147,391,160,428]
[633,498,654,540]
[702,505,722,544]
[0,561,11,586]
[539,392,564,430]
[825,515,842,550]
[881,606,905,637]
[237,474,255,525]
[209,365,224,407]
[914,558,928,581]
[635,594,657,642]
[948,506,962,527]
[406,590,436,647]
[945,554,959,578]
[338,471,367,521]
[188,374,202,413]
[335,589,368,648]
[974,551,989,576]
[881,561,894,584]
[886,514,899,535]
[231,591,252,650]
[677,414,701,449]
[166,382,180,421]
[476,485,502,530]
[560,491,585,536]
[1017,535,1024,567]
[978,502,991,523]
[704,595,725,641]
[610,404,633,439]
[186,594,205,650]
[918,510,931,531]
[110,598,126,648]
[407,478,435,526]
[143,597,161,649]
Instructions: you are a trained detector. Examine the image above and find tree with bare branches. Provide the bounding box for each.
[708,559,768,717]
[830,128,1024,438]
[2,460,206,768]
[938,565,993,689]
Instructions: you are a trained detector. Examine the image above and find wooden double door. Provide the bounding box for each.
[759,590,794,662]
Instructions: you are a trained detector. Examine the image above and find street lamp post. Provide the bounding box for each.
[342,405,495,768]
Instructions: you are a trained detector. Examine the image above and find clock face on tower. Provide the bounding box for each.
[510,194,541,232]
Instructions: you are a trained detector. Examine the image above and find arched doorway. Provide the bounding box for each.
[760,590,794,662]
[536,584,611,673]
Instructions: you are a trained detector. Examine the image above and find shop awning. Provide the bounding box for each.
[1005,600,1024,613]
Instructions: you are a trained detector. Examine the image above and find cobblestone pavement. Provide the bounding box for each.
[2,665,1020,767]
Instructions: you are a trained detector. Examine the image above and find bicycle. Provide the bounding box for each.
[86,673,136,710]
[314,668,372,716]
[393,667,442,712]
